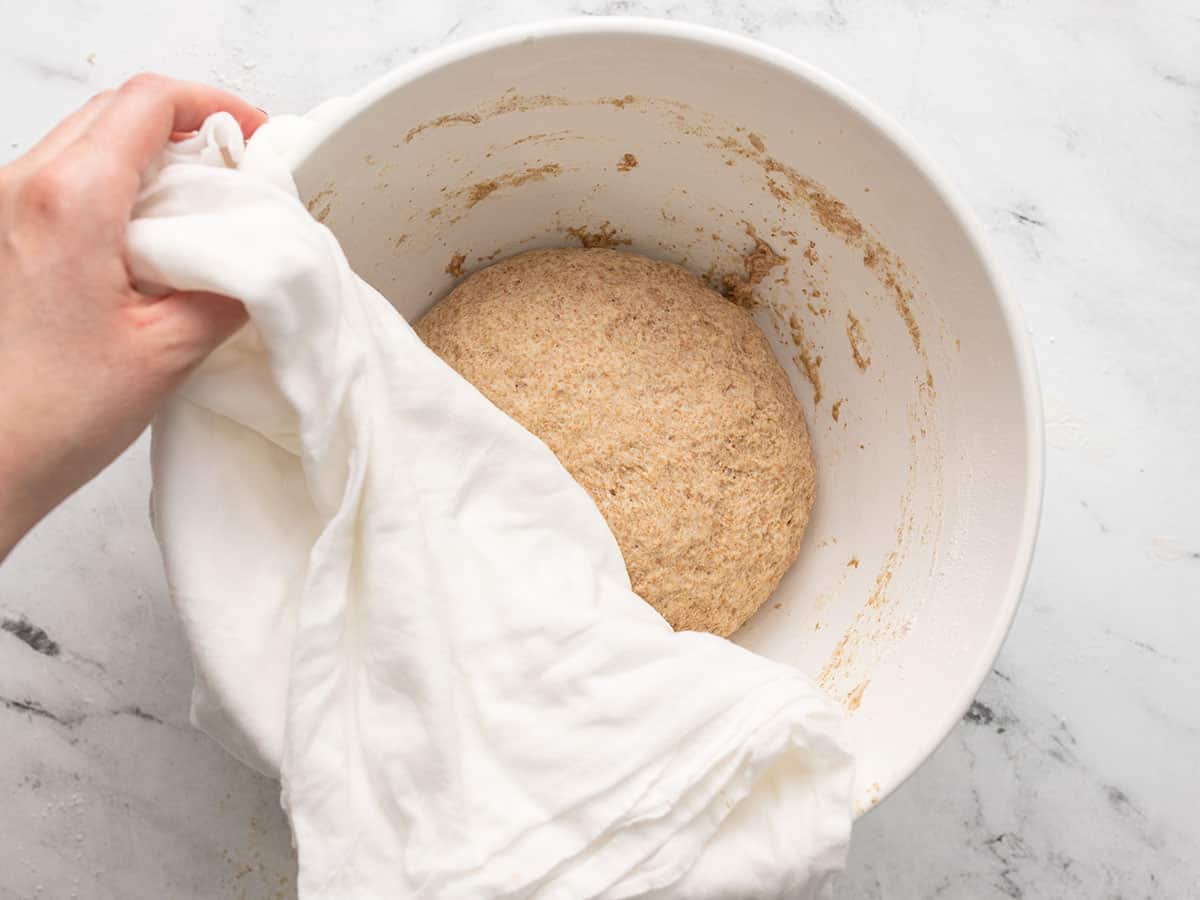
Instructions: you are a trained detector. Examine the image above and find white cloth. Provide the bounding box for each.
[129,112,853,899]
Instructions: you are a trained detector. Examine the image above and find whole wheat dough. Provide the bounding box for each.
[416,248,815,636]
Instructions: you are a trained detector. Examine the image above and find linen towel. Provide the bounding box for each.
[128,111,853,899]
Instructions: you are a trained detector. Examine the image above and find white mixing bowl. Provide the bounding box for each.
[286,18,1043,813]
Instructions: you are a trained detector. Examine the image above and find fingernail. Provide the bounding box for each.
[256,106,269,118]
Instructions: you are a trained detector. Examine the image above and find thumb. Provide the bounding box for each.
[143,289,248,375]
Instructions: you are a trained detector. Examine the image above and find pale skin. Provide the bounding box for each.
[0,74,267,560]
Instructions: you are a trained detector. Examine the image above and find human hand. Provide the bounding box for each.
[0,74,267,559]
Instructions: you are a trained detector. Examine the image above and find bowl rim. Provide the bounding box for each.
[290,16,1046,813]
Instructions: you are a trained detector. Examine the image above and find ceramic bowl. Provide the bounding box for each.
[287,18,1044,813]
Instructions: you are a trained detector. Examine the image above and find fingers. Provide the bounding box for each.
[144,290,249,375]
[22,91,115,167]
[86,73,268,178]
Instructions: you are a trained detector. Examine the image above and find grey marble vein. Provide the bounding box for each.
[2,616,61,657]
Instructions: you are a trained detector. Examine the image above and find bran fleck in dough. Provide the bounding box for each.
[416,248,816,636]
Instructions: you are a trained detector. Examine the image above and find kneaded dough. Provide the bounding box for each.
[416,248,815,636]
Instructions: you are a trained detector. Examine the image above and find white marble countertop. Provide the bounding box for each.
[2,1,1198,897]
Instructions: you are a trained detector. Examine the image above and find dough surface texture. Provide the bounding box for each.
[417,248,815,636]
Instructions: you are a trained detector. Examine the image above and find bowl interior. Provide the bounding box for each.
[291,21,1040,812]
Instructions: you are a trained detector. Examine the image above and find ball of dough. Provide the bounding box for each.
[416,248,815,636]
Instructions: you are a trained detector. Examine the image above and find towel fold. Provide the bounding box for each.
[130,111,853,899]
